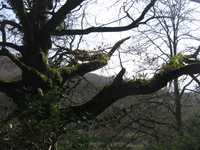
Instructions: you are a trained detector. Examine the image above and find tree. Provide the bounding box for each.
[0,0,200,149]
[129,0,200,136]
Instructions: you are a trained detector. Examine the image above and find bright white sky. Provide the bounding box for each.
[0,0,200,79]
[83,0,200,78]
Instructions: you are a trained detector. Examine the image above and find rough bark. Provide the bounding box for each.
[69,63,200,117]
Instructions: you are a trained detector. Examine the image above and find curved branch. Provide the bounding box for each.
[58,54,109,85]
[52,25,138,36]
[70,63,200,117]
[0,42,23,52]
[0,20,23,31]
[0,48,26,70]
[52,0,157,36]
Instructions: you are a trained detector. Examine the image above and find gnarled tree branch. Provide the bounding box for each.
[69,62,200,117]
[58,37,131,85]
[0,48,26,69]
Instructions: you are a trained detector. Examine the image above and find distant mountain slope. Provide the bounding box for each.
[69,73,114,103]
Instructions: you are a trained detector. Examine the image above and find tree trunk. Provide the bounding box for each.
[173,78,182,135]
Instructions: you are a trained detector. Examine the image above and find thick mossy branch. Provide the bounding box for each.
[68,63,200,118]
[0,49,27,70]
[58,37,130,84]
[0,49,48,85]
[58,55,109,85]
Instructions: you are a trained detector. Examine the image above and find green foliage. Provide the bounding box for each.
[162,54,186,71]
[55,110,125,150]
[0,88,64,149]
[169,54,184,68]
[0,87,108,150]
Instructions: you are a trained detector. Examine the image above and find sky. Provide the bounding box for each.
[82,0,200,78]
[0,0,200,79]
